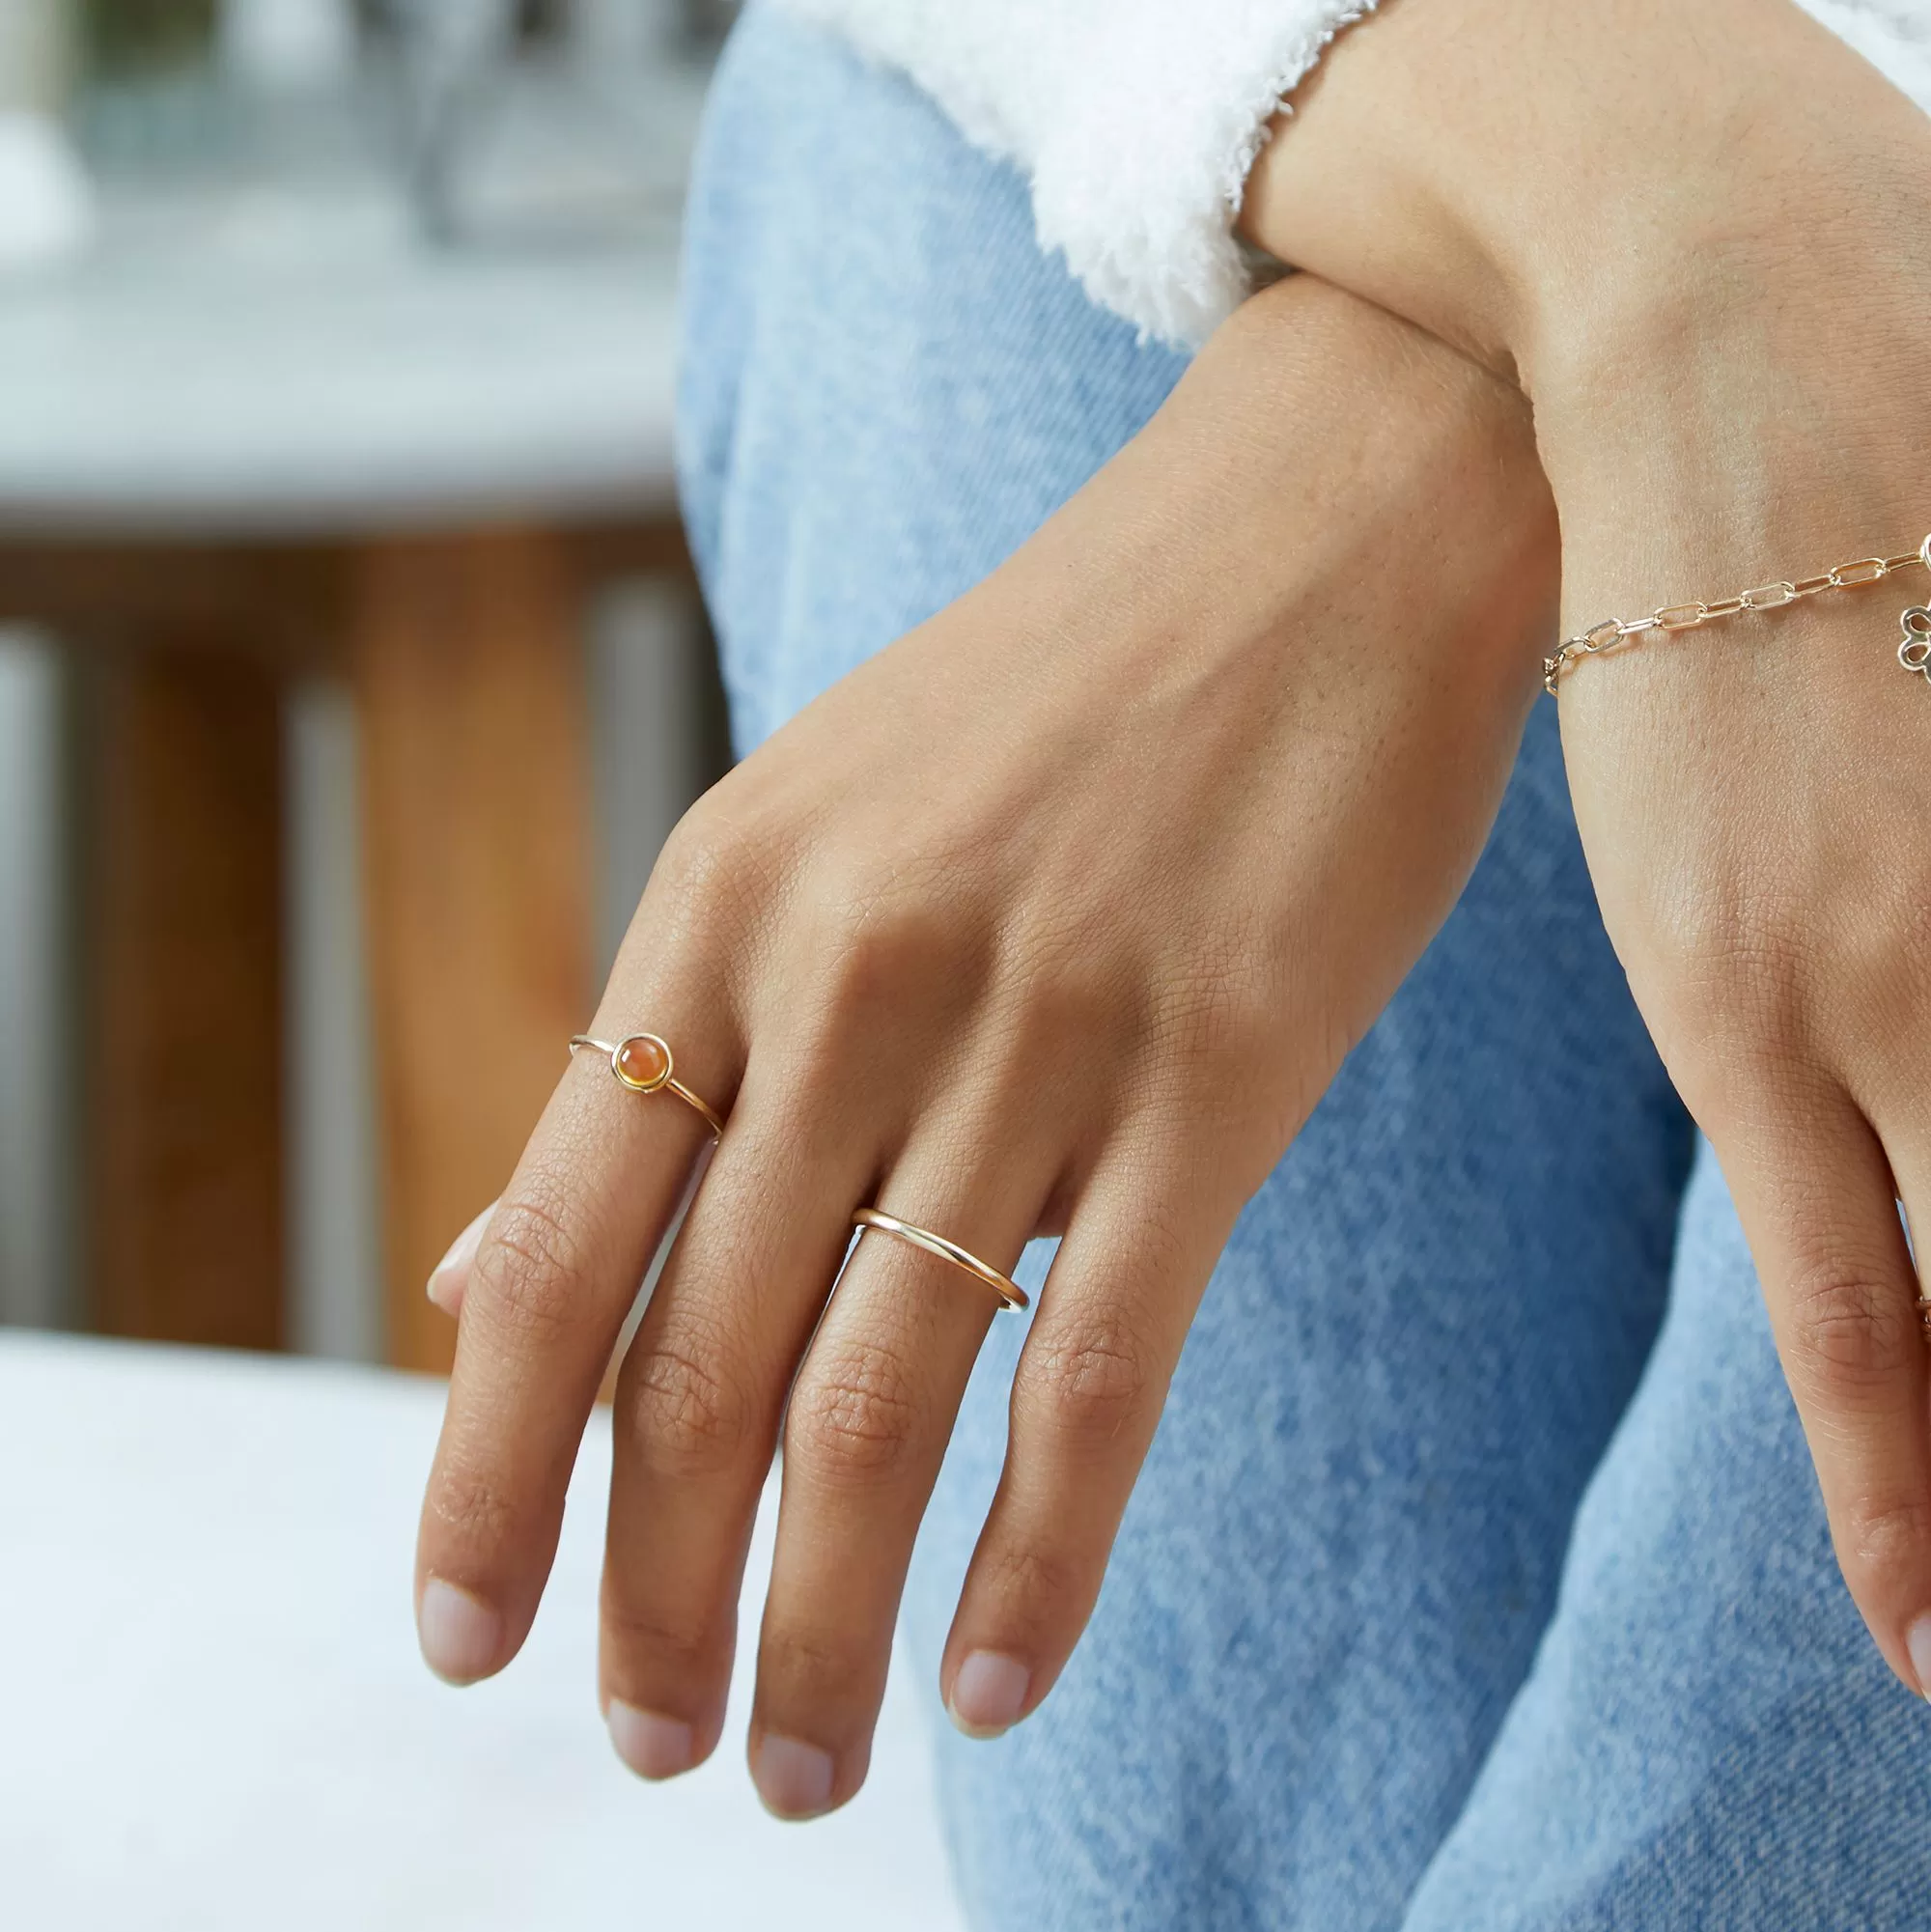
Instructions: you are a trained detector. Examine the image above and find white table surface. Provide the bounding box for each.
[0,1333,966,1930]
[0,240,682,536]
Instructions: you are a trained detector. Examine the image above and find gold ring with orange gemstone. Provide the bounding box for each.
[568,1033,727,1140]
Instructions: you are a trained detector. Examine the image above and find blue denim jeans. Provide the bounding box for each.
[676,9,1931,1925]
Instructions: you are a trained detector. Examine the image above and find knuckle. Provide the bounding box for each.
[470,1187,596,1344]
[624,1332,756,1481]
[1784,1265,1917,1397]
[601,1591,720,1672]
[648,799,777,958]
[1021,1316,1154,1449]
[423,1462,518,1552]
[1132,942,1290,1129]
[786,1339,924,1487]
[1838,1491,1931,1590]
[1160,958,1275,1068]
[980,1534,1081,1615]
[991,931,1123,1070]
[1643,891,1811,1050]
[758,1619,868,1703]
[805,866,963,1019]
[1886,890,1931,1000]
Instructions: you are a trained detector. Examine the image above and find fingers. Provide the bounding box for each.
[414,1016,739,1686]
[1720,1087,1931,1695]
[940,1140,1231,1737]
[743,1128,1037,1819]
[599,1047,881,1784]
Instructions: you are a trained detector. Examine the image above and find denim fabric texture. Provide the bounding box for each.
[676,9,1931,1926]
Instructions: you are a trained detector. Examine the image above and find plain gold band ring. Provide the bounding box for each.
[569,1033,727,1140]
[852,1207,1029,1313]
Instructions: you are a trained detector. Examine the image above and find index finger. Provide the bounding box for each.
[414,1011,741,1685]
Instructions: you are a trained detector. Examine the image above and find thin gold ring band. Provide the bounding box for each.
[569,1033,727,1140]
[852,1208,1029,1312]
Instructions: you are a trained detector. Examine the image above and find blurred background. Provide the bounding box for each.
[0,0,738,1376]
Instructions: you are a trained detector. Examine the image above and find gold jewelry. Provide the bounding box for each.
[569,1033,726,1139]
[1543,532,1931,694]
[1917,1294,1931,1339]
[851,1207,1030,1312]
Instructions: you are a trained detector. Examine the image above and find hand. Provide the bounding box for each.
[1243,0,1931,1693]
[1548,391,1931,1701]
[412,274,1557,1815]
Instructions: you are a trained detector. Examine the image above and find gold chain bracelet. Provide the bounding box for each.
[1543,533,1931,695]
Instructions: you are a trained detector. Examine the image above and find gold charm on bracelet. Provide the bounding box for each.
[1544,532,1931,693]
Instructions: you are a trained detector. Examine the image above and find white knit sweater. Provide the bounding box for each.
[773,0,1931,346]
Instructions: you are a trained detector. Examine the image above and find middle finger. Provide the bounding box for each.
[599,1040,885,1778]
[746,1109,1050,1818]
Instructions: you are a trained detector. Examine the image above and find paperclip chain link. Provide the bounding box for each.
[1543,534,1931,695]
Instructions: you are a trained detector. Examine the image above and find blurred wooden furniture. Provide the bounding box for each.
[0,239,690,1370]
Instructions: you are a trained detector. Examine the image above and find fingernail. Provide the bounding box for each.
[948,1651,1030,1738]
[427,1204,491,1313]
[418,1578,501,1684]
[607,1700,694,1780]
[751,1734,835,1819]
[1908,1614,1931,1701]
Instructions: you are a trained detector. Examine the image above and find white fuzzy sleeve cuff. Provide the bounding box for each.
[772,0,1382,347]
[1800,1,1931,117]
[772,0,1931,350]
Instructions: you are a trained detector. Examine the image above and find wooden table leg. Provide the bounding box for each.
[84,640,284,1349]
[351,530,594,1374]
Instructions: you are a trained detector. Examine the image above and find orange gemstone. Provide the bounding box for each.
[615,1034,671,1091]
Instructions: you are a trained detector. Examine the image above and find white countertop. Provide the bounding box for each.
[0,1333,965,1930]
[0,238,682,537]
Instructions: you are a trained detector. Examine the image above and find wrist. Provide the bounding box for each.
[1523,134,1931,467]
[1237,0,1931,395]
[1177,276,1557,686]
[1006,275,1554,701]
[1529,168,1931,634]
